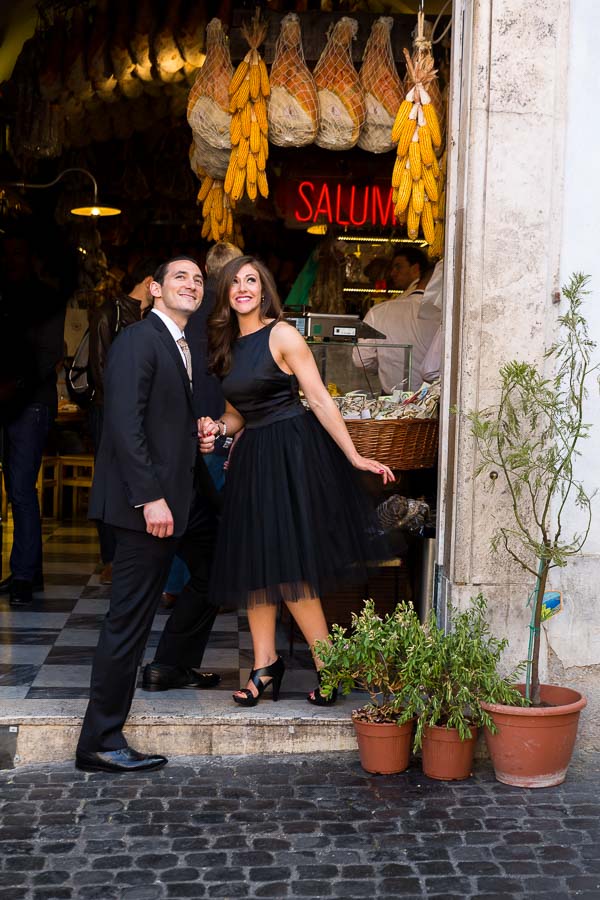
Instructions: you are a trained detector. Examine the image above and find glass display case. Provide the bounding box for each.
[306,339,413,396]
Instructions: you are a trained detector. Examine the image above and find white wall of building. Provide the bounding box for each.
[545,0,600,722]
[443,0,600,746]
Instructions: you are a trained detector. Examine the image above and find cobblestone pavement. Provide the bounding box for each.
[1,750,599,900]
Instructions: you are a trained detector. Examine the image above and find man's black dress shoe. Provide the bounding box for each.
[9,579,34,607]
[141,664,221,692]
[75,747,168,773]
[1,574,44,595]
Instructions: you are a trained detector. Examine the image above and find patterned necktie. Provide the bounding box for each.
[177,337,192,382]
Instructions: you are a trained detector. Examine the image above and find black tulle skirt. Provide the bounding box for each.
[209,411,390,609]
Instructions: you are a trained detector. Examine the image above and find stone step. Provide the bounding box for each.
[0,694,360,768]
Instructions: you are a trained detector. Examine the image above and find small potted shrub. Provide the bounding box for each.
[413,595,525,781]
[315,600,423,775]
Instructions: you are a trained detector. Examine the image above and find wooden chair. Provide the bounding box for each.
[36,456,61,518]
[0,463,7,523]
[0,455,61,521]
[58,454,94,518]
[283,560,409,657]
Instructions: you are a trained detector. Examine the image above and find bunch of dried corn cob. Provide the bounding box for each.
[197,173,234,242]
[225,14,270,204]
[391,31,443,245]
[194,165,243,247]
[428,148,446,259]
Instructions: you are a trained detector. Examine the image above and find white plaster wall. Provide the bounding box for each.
[546,0,600,747]
[449,0,570,581]
[446,0,600,746]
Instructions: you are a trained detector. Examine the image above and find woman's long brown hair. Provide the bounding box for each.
[208,256,283,377]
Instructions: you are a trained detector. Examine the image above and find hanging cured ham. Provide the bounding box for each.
[178,2,207,69]
[130,0,154,83]
[187,18,233,151]
[38,17,66,103]
[109,0,135,82]
[313,18,365,151]
[268,13,318,148]
[64,8,93,101]
[358,17,404,153]
[87,0,118,102]
[154,0,186,83]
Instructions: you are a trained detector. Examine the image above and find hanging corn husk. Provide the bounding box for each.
[187,19,234,152]
[405,15,446,152]
[313,17,365,150]
[268,13,318,148]
[358,17,404,153]
[391,12,443,244]
[225,11,270,204]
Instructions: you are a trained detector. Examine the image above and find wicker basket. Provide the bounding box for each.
[345,417,439,470]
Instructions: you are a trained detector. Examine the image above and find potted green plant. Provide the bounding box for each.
[465,273,595,786]
[413,595,525,781]
[314,599,423,774]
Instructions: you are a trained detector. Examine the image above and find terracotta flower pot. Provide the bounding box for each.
[352,717,414,775]
[421,724,478,781]
[481,684,586,788]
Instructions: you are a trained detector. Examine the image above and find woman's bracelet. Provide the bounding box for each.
[217,419,227,437]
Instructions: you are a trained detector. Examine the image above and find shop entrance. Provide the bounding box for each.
[1,1,455,631]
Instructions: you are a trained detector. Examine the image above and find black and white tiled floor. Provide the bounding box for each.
[0,517,318,704]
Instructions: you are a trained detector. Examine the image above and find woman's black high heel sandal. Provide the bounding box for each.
[232,657,285,707]
[307,670,338,706]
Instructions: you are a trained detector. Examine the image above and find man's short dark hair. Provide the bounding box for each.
[392,245,428,275]
[153,256,201,286]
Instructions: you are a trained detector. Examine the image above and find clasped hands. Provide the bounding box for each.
[198,416,218,454]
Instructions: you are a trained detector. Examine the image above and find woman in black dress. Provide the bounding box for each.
[201,256,394,706]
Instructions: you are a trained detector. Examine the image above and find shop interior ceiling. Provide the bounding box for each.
[0,0,451,239]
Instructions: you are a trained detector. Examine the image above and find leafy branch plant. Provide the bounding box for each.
[412,594,526,750]
[314,599,424,724]
[466,273,598,705]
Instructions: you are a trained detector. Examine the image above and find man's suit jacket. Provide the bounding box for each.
[89,312,208,536]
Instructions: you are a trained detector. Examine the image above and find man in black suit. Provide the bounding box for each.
[76,256,220,774]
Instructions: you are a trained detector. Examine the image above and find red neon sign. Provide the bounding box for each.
[294,180,397,228]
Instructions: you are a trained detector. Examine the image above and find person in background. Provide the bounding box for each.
[346,256,392,318]
[388,245,429,297]
[0,232,65,606]
[160,241,243,610]
[88,257,159,585]
[352,247,440,393]
[422,327,442,383]
[200,256,393,709]
[420,259,445,384]
[77,256,220,774]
